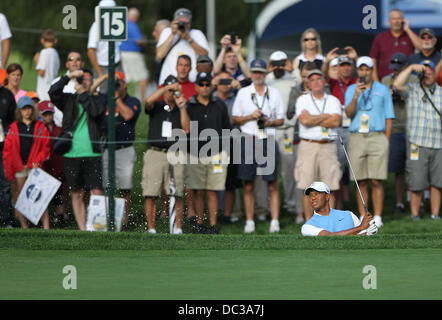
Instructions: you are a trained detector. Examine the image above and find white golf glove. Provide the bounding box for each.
[366,220,378,236]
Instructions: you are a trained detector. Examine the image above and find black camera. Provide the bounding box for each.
[271,60,286,67]
[417,71,425,81]
[115,80,121,90]
[391,89,403,104]
[219,78,232,85]
[257,116,266,130]
[77,76,83,85]
[230,32,237,45]
[178,21,186,32]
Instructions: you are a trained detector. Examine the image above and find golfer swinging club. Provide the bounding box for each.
[301,181,378,236]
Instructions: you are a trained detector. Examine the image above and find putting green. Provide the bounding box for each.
[1,248,441,300]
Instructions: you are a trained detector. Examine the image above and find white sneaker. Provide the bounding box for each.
[173,228,183,234]
[295,216,305,224]
[374,216,383,228]
[431,215,441,220]
[269,220,280,233]
[244,220,255,234]
[148,229,157,234]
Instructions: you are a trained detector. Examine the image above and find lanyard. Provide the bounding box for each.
[337,78,346,97]
[251,87,269,111]
[310,93,327,114]
[359,85,373,111]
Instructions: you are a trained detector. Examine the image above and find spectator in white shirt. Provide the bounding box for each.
[156,8,209,85]
[34,29,60,101]
[0,13,11,69]
[232,59,285,234]
[294,69,342,220]
[87,0,121,93]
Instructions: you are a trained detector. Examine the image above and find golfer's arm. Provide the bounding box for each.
[318,226,365,236]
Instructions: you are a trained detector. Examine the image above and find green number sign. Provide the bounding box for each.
[95,6,128,41]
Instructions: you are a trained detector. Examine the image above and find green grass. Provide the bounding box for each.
[4,51,442,300]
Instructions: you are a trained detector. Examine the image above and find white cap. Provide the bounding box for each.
[98,0,116,7]
[269,51,288,61]
[304,181,331,195]
[356,56,373,68]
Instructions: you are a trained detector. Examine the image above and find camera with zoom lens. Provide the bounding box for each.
[257,116,266,130]
[178,21,186,32]
[174,91,181,98]
[115,80,121,90]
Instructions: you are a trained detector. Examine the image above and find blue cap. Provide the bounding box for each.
[420,60,436,70]
[17,96,34,109]
[250,59,267,73]
[389,52,407,71]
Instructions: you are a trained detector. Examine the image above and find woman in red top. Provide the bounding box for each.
[3,96,50,229]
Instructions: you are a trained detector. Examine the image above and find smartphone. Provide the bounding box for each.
[219,78,232,85]
[359,76,366,84]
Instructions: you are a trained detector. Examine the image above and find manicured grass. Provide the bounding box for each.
[1,247,441,299]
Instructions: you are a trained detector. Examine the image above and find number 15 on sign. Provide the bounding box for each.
[95,6,128,41]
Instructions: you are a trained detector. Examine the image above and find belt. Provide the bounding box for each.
[301,139,333,144]
[149,146,168,153]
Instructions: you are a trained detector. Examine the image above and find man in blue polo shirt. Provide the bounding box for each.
[120,7,149,102]
[102,71,141,230]
[301,181,377,236]
[345,56,395,228]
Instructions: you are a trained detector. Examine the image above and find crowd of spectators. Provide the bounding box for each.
[0,4,441,233]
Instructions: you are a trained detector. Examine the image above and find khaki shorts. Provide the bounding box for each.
[347,132,389,181]
[120,51,149,82]
[294,140,342,191]
[141,149,184,197]
[15,168,31,179]
[184,153,228,191]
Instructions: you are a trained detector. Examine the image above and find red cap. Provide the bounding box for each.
[38,100,55,114]
[115,71,125,81]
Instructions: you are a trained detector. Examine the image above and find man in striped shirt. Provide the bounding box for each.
[394,60,442,220]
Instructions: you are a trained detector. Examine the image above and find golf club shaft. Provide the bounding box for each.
[334,135,369,214]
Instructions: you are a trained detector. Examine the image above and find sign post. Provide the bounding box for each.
[95,5,127,231]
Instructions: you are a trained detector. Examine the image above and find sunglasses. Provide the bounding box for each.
[304,37,317,41]
[68,57,82,62]
[198,82,211,87]
[420,35,433,40]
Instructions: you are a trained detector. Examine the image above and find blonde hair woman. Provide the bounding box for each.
[293,28,325,72]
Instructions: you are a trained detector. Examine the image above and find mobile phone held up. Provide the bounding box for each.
[359,76,366,85]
